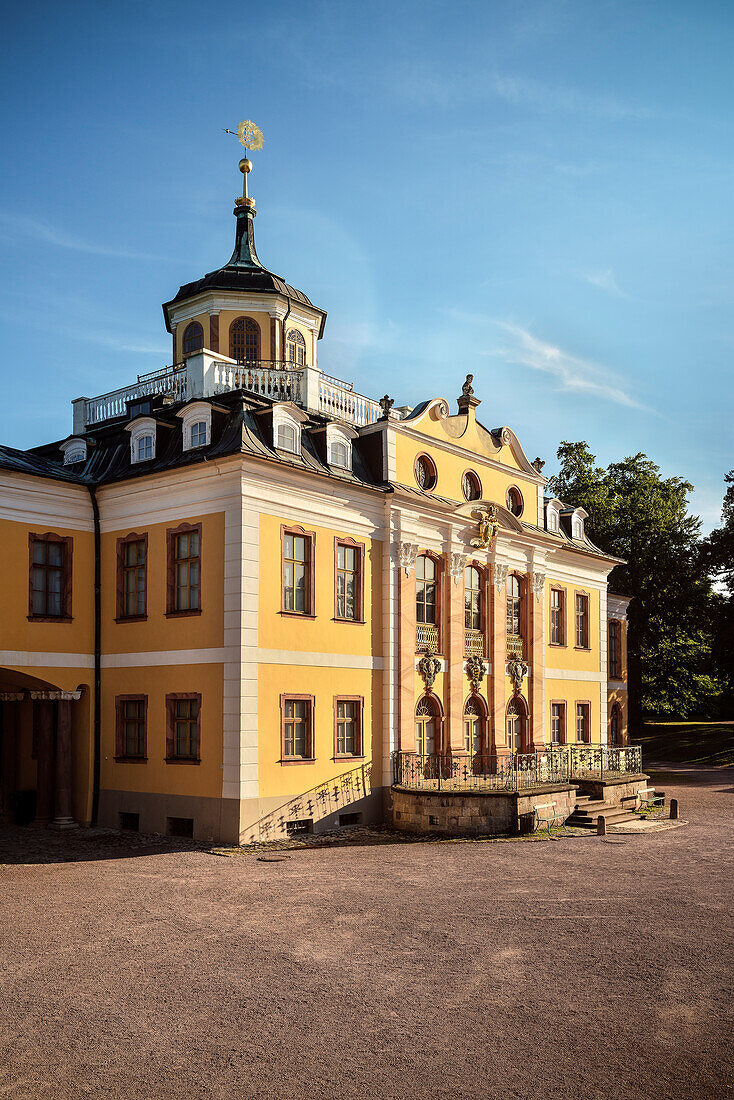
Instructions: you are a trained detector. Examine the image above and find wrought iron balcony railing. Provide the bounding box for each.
[416,623,439,652]
[506,633,524,659]
[464,629,484,657]
[391,743,643,794]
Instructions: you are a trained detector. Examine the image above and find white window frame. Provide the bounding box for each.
[325,423,356,470]
[571,508,588,540]
[60,437,87,465]
[545,499,562,533]
[177,401,212,452]
[272,406,305,455]
[126,417,157,465]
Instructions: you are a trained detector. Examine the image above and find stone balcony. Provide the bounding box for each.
[73,351,383,432]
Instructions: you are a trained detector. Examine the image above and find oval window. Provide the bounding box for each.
[462,470,482,501]
[506,486,524,517]
[414,454,437,492]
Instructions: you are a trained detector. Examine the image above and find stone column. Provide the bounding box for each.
[171,324,177,365]
[33,698,54,825]
[491,563,508,753]
[446,554,467,754]
[51,698,77,829]
[0,694,22,824]
[529,571,546,751]
[397,542,418,751]
[208,312,219,354]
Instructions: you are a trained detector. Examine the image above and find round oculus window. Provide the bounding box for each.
[506,486,524,517]
[414,454,437,491]
[462,470,482,501]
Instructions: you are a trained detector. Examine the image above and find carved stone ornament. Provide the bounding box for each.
[418,650,441,693]
[470,505,501,550]
[450,552,467,585]
[466,655,487,693]
[494,562,509,592]
[379,394,394,419]
[507,657,529,694]
[532,572,546,601]
[397,541,419,576]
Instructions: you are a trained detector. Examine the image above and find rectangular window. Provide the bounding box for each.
[575,702,590,743]
[335,540,363,621]
[282,528,314,615]
[550,588,565,646]
[166,524,201,615]
[551,702,565,744]
[115,695,147,759]
[117,534,147,620]
[28,534,72,619]
[575,593,590,649]
[334,697,362,757]
[281,695,314,761]
[166,694,201,761]
[609,621,621,678]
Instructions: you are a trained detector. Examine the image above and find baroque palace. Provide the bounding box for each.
[0,147,633,843]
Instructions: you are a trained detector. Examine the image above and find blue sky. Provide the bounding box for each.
[1,0,732,530]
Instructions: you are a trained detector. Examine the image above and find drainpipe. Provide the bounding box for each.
[87,484,102,825]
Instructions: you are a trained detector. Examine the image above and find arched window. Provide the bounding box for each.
[182,321,203,356]
[416,555,437,625]
[609,620,622,679]
[464,697,483,757]
[285,328,306,366]
[415,696,438,757]
[330,441,348,468]
[414,454,437,491]
[276,422,297,453]
[506,486,524,517]
[506,698,526,754]
[462,470,481,501]
[229,316,260,362]
[464,565,481,631]
[506,575,522,639]
[610,703,622,747]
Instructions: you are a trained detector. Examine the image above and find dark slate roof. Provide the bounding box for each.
[164,267,316,314]
[0,445,85,484]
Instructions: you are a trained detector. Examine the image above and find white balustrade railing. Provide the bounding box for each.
[212,361,303,404]
[319,377,381,426]
[84,367,188,426]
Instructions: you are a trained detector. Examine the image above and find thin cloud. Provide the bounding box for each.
[489,320,646,409]
[0,211,166,262]
[582,268,629,298]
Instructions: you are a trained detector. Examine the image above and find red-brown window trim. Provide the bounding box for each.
[280,524,316,618]
[608,619,622,678]
[165,692,202,763]
[229,315,261,362]
[182,320,204,357]
[333,537,365,623]
[332,695,364,759]
[115,694,148,761]
[279,693,316,764]
[575,700,591,743]
[549,699,566,744]
[415,549,444,653]
[549,586,566,647]
[463,560,487,637]
[461,693,489,757]
[165,522,202,618]
[27,532,73,621]
[116,531,148,622]
[414,453,438,492]
[574,591,591,650]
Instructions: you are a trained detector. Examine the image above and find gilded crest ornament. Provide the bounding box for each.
[466,655,487,693]
[471,505,501,550]
[507,657,529,694]
[418,650,441,693]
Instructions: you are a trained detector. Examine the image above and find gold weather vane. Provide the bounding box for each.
[223,120,265,206]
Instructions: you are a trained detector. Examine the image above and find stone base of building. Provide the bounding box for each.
[390,783,578,836]
[97,789,240,844]
[572,774,649,803]
[238,786,385,844]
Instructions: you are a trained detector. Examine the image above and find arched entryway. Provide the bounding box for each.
[0,670,84,828]
[415,695,443,757]
[610,703,622,747]
[463,694,490,770]
[506,695,529,755]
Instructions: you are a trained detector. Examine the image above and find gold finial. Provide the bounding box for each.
[223,120,264,206]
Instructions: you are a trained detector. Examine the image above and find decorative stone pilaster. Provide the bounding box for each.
[208,311,219,354]
[449,553,467,585]
[398,554,418,751]
[494,562,508,592]
[446,561,466,753]
[491,570,507,752]
[397,542,419,576]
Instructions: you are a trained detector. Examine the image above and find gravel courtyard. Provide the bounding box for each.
[1,765,732,1100]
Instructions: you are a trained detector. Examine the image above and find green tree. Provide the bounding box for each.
[700,470,734,712]
[548,443,720,721]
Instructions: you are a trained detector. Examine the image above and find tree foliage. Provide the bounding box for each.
[548,443,729,720]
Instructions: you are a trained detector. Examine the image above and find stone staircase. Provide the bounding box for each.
[566,789,664,830]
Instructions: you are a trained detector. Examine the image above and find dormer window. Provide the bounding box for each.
[325,423,356,471]
[286,328,306,366]
[571,509,588,541]
[277,422,297,453]
[178,401,212,452]
[548,511,559,532]
[545,499,562,534]
[330,441,348,467]
[60,438,87,465]
[127,417,157,465]
[183,321,203,356]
